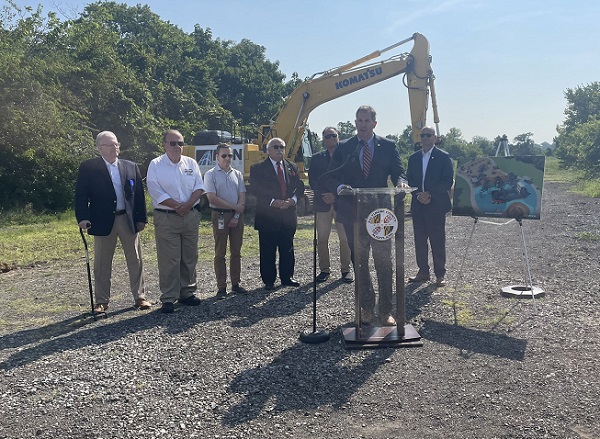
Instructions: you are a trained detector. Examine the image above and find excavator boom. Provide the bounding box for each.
[258,32,438,162]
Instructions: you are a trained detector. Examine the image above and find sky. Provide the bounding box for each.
[7,0,600,144]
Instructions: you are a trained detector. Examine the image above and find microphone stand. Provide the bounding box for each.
[299,207,330,343]
[299,148,357,344]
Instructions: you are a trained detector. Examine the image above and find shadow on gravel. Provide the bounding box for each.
[0,308,131,351]
[405,282,435,321]
[0,305,209,371]
[420,320,528,360]
[228,280,343,328]
[222,335,389,426]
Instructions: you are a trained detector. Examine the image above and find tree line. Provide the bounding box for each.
[1,1,598,213]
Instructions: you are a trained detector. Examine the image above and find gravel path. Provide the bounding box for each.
[0,181,599,439]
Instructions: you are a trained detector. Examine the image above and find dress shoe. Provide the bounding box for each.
[93,303,108,313]
[435,276,447,286]
[316,272,330,283]
[281,278,300,287]
[408,273,430,283]
[161,302,174,313]
[179,295,201,306]
[232,284,248,294]
[264,283,275,291]
[215,288,227,300]
[361,309,374,325]
[381,314,397,326]
[135,298,152,310]
[341,271,354,283]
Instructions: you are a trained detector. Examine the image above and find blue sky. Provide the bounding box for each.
[8,0,600,144]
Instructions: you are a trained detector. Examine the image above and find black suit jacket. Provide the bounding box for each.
[75,157,147,236]
[406,146,454,215]
[308,149,335,213]
[325,134,405,225]
[250,158,304,232]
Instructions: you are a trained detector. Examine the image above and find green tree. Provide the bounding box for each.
[440,128,482,159]
[336,121,355,140]
[555,82,600,174]
[0,2,92,211]
[555,117,600,174]
[561,82,600,134]
[512,132,543,156]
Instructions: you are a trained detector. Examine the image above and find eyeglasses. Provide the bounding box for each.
[323,133,338,139]
[168,140,185,147]
[99,143,121,148]
[419,133,434,138]
[220,154,233,158]
[270,144,284,150]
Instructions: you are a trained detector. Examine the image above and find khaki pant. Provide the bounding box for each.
[211,211,244,290]
[153,210,201,303]
[93,214,145,305]
[316,206,351,274]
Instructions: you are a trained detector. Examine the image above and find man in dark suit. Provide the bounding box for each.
[250,137,304,290]
[326,105,405,326]
[406,126,454,287]
[308,126,352,284]
[75,131,150,312]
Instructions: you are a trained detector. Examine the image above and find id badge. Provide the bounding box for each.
[218,215,225,230]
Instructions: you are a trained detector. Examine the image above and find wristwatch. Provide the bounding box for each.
[233,213,240,219]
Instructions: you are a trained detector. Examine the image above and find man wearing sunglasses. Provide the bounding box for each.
[250,137,305,291]
[203,143,248,299]
[147,129,205,313]
[75,131,151,313]
[308,127,352,284]
[406,126,454,287]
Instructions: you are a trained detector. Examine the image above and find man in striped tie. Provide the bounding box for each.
[325,105,405,326]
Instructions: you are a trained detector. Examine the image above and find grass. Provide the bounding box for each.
[575,231,600,242]
[544,156,600,197]
[0,210,314,268]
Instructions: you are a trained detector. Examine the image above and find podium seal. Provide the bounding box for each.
[365,208,398,241]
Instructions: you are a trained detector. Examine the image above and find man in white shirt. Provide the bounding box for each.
[147,129,205,313]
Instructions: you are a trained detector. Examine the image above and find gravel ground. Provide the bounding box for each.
[0,181,599,439]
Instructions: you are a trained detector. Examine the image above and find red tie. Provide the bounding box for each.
[362,141,371,178]
[277,161,286,198]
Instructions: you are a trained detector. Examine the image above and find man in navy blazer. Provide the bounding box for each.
[250,137,304,290]
[326,105,405,326]
[308,126,352,284]
[406,126,454,287]
[75,131,150,312]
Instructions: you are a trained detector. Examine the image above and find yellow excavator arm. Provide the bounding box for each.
[257,32,439,162]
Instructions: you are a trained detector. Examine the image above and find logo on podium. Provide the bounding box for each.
[365,208,398,241]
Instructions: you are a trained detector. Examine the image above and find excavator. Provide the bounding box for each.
[183,32,439,214]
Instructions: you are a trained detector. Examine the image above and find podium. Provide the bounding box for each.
[339,187,422,349]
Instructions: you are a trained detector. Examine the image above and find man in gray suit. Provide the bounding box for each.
[75,131,150,312]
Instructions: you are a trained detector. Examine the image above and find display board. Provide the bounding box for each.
[451,156,545,220]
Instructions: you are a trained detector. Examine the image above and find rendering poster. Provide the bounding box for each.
[452,156,545,220]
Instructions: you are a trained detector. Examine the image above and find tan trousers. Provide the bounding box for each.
[93,214,145,305]
[153,210,201,303]
[316,206,351,274]
[211,211,244,290]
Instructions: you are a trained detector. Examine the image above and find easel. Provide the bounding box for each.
[456,136,544,312]
[455,215,544,315]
